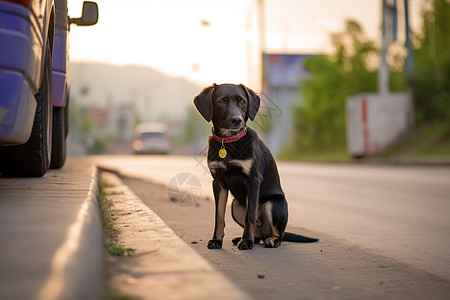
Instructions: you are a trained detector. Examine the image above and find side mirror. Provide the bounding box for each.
[69,1,98,26]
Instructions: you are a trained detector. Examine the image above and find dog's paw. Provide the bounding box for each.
[237,239,254,250]
[207,239,223,249]
[264,238,281,248]
[232,237,242,245]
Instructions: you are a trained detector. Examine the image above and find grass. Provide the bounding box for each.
[278,147,351,162]
[98,182,120,240]
[103,291,134,300]
[98,180,135,257]
[382,121,450,158]
[277,121,450,162]
[105,243,136,256]
[98,179,136,300]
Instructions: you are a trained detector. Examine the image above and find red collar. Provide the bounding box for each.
[211,127,247,144]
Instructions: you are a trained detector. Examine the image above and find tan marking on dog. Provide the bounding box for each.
[231,199,245,226]
[209,160,252,175]
[264,201,273,223]
[231,159,253,175]
[264,237,280,248]
[208,161,227,170]
[214,188,228,241]
[266,202,280,237]
[208,161,226,175]
[261,202,280,241]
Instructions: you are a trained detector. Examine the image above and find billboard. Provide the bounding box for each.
[262,54,314,90]
[261,54,316,154]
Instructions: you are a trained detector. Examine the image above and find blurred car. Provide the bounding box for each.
[0,0,98,177]
[133,122,171,154]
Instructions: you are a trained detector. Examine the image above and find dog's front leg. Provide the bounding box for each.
[207,180,228,249]
[238,180,260,250]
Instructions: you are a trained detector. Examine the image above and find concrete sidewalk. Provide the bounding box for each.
[0,157,248,300]
[0,157,103,300]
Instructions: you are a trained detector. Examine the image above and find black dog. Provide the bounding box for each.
[194,83,318,250]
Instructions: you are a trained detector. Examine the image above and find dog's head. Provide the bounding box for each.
[193,83,261,137]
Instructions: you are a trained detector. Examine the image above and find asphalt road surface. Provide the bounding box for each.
[98,155,450,299]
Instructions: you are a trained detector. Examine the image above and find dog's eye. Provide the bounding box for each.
[218,98,228,105]
[238,98,246,106]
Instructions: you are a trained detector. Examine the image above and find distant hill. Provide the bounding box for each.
[69,61,203,122]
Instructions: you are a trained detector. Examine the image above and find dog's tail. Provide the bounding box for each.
[283,232,318,243]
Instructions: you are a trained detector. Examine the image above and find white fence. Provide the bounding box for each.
[346,92,414,157]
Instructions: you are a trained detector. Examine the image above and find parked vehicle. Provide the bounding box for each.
[0,0,98,177]
[133,123,171,155]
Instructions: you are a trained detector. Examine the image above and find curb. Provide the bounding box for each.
[100,171,249,300]
[37,162,103,300]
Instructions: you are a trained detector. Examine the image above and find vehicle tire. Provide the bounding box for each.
[0,41,53,177]
[64,92,69,138]
[50,106,66,169]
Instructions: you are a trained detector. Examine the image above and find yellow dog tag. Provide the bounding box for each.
[219,147,227,159]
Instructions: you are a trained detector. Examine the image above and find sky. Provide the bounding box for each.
[68,0,424,86]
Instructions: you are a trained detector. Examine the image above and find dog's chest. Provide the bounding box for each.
[207,133,255,177]
[208,159,253,176]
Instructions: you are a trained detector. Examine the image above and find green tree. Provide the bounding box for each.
[288,1,450,159]
[291,20,379,156]
[410,0,450,123]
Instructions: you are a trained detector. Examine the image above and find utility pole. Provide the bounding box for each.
[379,0,397,94]
[258,0,266,92]
[404,0,414,75]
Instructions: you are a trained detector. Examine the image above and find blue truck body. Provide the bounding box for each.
[0,0,97,176]
[0,0,53,145]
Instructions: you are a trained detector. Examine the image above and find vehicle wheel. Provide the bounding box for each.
[0,41,53,177]
[64,92,69,138]
[50,106,66,169]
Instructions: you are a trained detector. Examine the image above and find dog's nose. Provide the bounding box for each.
[231,116,243,125]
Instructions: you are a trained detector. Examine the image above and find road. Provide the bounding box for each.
[98,155,450,299]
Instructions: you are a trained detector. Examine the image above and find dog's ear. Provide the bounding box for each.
[194,84,216,122]
[241,84,261,121]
